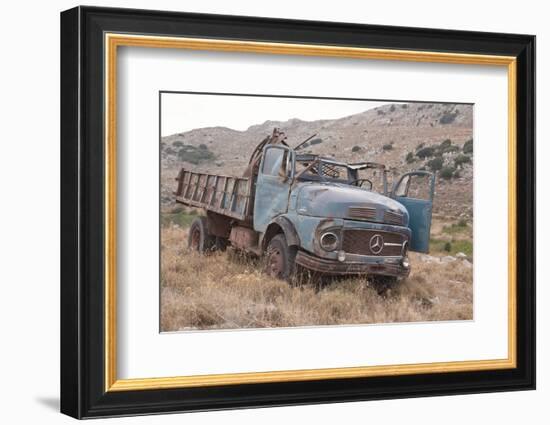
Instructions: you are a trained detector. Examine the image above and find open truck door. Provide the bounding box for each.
[253,145,294,232]
[391,171,435,253]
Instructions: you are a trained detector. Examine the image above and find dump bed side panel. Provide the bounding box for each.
[175,169,252,221]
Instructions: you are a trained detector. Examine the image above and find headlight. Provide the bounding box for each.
[320,232,339,251]
[401,241,410,268]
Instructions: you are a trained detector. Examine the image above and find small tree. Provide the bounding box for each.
[463,138,474,154]
[416,146,435,159]
[427,157,444,171]
[454,154,471,168]
[440,167,455,180]
[406,152,414,163]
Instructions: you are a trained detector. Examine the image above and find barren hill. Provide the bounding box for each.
[161,102,473,218]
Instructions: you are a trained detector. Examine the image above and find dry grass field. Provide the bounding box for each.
[160,223,473,332]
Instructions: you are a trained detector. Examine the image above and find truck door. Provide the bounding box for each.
[253,145,294,233]
[391,171,435,253]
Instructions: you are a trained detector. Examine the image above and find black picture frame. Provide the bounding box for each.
[61,5,535,419]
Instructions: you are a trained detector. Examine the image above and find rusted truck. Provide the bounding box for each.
[175,129,435,283]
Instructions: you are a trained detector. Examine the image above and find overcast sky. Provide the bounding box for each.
[160,92,400,137]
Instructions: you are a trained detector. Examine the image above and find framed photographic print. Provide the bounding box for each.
[60,6,535,419]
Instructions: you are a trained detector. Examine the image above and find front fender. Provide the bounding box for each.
[261,215,301,250]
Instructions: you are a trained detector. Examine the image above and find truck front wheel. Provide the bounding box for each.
[188,217,216,253]
[265,234,297,282]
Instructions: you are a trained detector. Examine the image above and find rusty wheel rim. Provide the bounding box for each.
[267,247,284,278]
[190,227,200,251]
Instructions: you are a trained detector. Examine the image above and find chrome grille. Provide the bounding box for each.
[342,229,406,256]
[384,210,404,226]
[348,206,377,221]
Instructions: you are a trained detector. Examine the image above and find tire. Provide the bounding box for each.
[265,234,297,282]
[187,217,216,253]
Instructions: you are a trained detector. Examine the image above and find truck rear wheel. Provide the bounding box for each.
[265,234,297,282]
[188,217,216,253]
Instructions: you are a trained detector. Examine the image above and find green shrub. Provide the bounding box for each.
[416,146,435,158]
[444,242,452,252]
[389,104,396,112]
[441,139,452,148]
[454,154,471,168]
[309,138,323,145]
[352,145,362,152]
[177,145,215,164]
[439,111,459,124]
[440,166,455,180]
[382,143,393,151]
[406,152,414,163]
[427,157,444,171]
[463,138,473,154]
[416,143,425,151]
[199,143,208,150]
[160,210,199,228]
[401,104,408,109]
[441,144,460,154]
[172,140,184,147]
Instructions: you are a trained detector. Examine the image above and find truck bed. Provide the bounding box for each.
[174,169,253,221]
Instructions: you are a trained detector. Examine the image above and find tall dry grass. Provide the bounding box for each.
[160,225,473,331]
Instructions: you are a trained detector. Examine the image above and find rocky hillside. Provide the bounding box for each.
[161,102,473,218]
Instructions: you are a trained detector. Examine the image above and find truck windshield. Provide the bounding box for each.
[295,159,352,184]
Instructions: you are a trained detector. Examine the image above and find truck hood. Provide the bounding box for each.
[294,182,409,226]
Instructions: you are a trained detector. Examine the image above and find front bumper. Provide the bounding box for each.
[295,250,410,277]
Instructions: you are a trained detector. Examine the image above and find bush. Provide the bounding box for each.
[401,104,408,109]
[440,144,460,154]
[439,111,459,124]
[406,152,414,163]
[463,138,473,154]
[440,166,455,180]
[172,140,184,147]
[454,154,471,168]
[416,143,425,151]
[444,242,452,252]
[416,146,435,158]
[441,139,452,148]
[382,143,393,151]
[309,138,323,145]
[177,145,215,164]
[377,109,385,115]
[199,143,208,150]
[453,170,461,178]
[389,104,396,112]
[352,145,362,152]
[427,157,444,171]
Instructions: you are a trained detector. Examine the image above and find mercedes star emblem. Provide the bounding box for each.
[369,234,384,254]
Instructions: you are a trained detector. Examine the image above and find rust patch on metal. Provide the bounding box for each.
[229,226,259,251]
